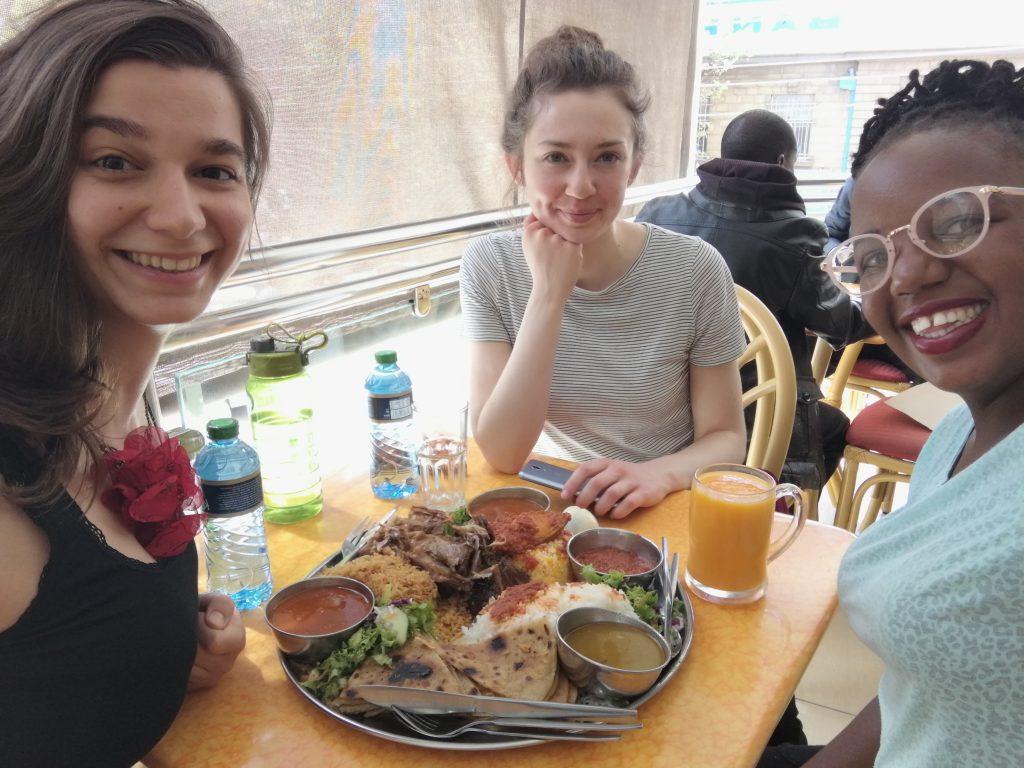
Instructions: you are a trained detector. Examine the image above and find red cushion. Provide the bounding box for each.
[851,359,911,384]
[845,398,931,462]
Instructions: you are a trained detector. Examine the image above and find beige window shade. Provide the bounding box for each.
[0,0,700,397]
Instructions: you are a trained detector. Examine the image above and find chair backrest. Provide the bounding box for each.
[819,339,866,409]
[735,285,796,479]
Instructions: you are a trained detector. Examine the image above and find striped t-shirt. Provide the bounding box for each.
[459,223,746,463]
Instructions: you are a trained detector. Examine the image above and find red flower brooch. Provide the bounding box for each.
[101,426,205,559]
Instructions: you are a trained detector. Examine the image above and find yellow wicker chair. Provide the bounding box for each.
[846,337,914,401]
[814,338,927,532]
[735,286,800,507]
[816,337,912,415]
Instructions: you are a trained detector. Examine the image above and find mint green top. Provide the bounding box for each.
[839,405,1024,766]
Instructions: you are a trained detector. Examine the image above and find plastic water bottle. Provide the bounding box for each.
[365,350,418,499]
[194,418,273,611]
[247,334,324,524]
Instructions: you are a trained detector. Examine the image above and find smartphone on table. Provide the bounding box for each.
[518,459,573,492]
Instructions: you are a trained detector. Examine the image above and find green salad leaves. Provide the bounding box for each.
[300,601,435,701]
[442,506,471,537]
[579,564,684,630]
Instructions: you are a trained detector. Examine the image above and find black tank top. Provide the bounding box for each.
[0,447,198,768]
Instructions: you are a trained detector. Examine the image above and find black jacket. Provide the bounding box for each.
[636,158,872,398]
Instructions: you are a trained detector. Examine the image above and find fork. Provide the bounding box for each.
[391,708,628,742]
[339,515,372,559]
[336,507,397,565]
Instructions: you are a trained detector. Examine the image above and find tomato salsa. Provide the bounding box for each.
[577,545,657,575]
[270,585,371,636]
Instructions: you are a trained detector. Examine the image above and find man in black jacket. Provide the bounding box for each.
[636,109,872,491]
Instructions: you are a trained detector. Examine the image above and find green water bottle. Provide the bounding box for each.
[246,325,327,524]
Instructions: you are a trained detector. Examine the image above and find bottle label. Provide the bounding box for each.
[201,469,264,517]
[368,391,413,422]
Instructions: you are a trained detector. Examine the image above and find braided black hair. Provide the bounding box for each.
[851,59,1024,175]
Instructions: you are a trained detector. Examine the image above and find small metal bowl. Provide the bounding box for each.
[567,527,663,588]
[264,576,375,663]
[556,607,672,698]
[467,485,552,516]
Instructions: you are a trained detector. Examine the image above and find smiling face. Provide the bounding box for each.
[507,88,640,246]
[67,60,253,328]
[854,127,1024,408]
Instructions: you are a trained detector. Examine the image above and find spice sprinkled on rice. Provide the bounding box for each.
[458,581,637,644]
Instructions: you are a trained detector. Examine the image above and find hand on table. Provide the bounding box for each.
[188,592,245,691]
[561,458,672,519]
[522,213,583,303]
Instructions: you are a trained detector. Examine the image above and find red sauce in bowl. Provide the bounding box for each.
[471,496,544,520]
[269,585,371,636]
[577,546,657,575]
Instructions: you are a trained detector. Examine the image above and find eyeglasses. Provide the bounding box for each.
[822,184,1024,296]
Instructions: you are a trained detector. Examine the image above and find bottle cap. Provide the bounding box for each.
[374,349,397,365]
[168,426,205,460]
[249,335,276,354]
[248,344,304,378]
[206,418,239,440]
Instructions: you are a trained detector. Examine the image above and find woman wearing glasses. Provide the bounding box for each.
[763,60,1024,768]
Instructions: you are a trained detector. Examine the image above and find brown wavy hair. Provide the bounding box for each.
[0,0,271,506]
[501,25,651,160]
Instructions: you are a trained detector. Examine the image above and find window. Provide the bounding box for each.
[695,95,712,158]
[1,0,703,449]
[767,94,815,160]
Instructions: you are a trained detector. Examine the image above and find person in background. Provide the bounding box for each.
[762,59,1024,767]
[460,26,747,519]
[824,175,855,254]
[636,109,872,491]
[0,1,271,765]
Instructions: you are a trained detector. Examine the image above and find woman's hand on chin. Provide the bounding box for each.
[522,213,583,303]
[562,458,672,519]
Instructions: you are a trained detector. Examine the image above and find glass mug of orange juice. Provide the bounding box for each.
[685,463,805,604]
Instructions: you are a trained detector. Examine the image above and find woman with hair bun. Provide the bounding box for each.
[460,26,747,519]
[761,59,1024,767]
[0,1,271,765]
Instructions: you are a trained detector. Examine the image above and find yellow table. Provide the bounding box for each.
[150,445,853,768]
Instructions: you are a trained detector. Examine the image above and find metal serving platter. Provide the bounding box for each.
[277,544,695,750]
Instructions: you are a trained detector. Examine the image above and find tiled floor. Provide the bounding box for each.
[792,463,906,745]
[795,608,885,744]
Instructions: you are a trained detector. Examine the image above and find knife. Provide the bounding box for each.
[356,685,638,720]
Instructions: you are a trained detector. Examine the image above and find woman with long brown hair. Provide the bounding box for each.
[0,1,270,764]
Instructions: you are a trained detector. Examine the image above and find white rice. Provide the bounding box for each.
[459,582,637,644]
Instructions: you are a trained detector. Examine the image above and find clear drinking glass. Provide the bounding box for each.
[414,401,468,512]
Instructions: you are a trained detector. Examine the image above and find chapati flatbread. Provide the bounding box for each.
[336,635,479,711]
[547,671,575,704]
[441,616,557,700]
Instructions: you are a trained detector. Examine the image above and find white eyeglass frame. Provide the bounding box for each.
[821,184,1024,296]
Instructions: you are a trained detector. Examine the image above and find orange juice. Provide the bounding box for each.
[687,469,775,593]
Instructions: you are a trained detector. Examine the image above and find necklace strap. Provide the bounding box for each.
[142,392,157,428]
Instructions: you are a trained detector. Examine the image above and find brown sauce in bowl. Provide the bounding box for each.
[577,545,657,575]
[565,622,667,670]
[270,585,371,636]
